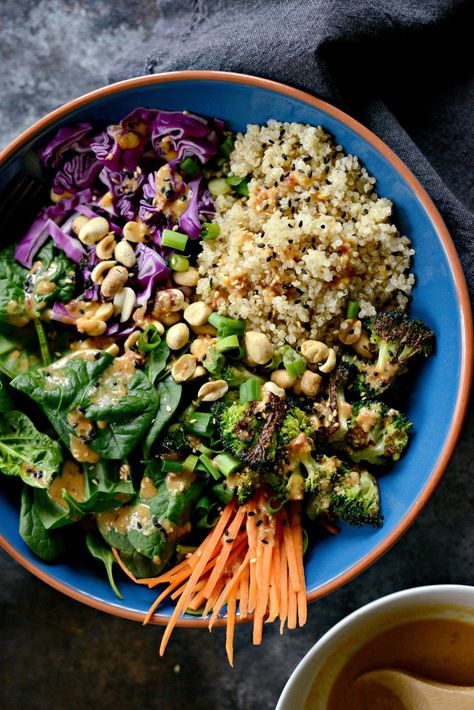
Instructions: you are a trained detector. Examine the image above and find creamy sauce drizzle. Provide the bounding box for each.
[49,460,86,508]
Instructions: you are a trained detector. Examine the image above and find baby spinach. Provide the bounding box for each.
[85,531,123,600]
[0,241,76,327]
[26,241,76,311]
[0,410,63,488]
[0,246,30,326]
[34,459,136,530]
[11,352,159,459]
[194,495,221,529]
[19,486,66,562]
[0,325,42,379]
[142,375,182,458]
[146,339,171,385]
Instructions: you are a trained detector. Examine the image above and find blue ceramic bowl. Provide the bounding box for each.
[0,72,472,626]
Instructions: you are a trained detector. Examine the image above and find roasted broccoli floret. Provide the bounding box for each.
[356,311,434,396]
[234,467,261,505]
[213,393,287,469]
[157,423,191,457]
[212,400,257,458]
[279,406,313,448]
[330,467,382,527]
[303,455,341,520]
[327,362,356,441]
[204,347,255,386]
[337,400,412,465]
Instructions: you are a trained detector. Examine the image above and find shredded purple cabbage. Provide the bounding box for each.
[13,106,225,335]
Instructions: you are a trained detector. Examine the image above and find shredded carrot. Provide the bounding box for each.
[112,548,139,584]
[122,493,309,665]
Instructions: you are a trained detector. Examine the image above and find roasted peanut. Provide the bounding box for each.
[114,240,136,268]
[183,301,212,328]
[100,266,129,298]
[166,323,190,350]
[352,330,372,358]
[262,381,286,399]
[76,317,107,337]
[172,267,200,287]
[72,215,89,236]
[123,220,150,243]
[171,354,197,383]
[244,331,273,365]
[190,336,216,361]
[95,302,114,321]
[198,379,229,402]
[338,319,362,346]
[270,369,296,389]
[78,216,109,245]
[301,340,329,364]
[113,287,136,322]
[96,234,116,260]
[300,370,322,397]
[91,260,117,285]
[319,347,337,373]
[153,288,185,314]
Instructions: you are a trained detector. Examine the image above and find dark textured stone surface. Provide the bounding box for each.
[0,3,473,710]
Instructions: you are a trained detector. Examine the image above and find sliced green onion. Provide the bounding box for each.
[161,459,183,473]
[201,222,221,240]
[214,452,242,477]
[182,454,199,472]
[239,377,261,403]
[228,344,247,361]
[225,175,243,186]
[198,453,221,480]
[346,300,359,319]
[161,229,188,251]
[208,178,231,196]
[197,441,214,456]
[185,412,215,437]
[168,254,190,272]
[283,346,306,378]
[137,325,161,352]
[208,313,246,336]
[225,175,250,197]
[179,157,200,178]
[216,334,240,352]
[219,135,234,159]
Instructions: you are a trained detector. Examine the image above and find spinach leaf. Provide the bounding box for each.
[0,241,75,325]
[11,352,159,459]
[142,375,182,458]
[194,495,221,529]
[96,471,203,575]
[85,531,123,600]
[0,246,30,326]
[146,339,170,385]
[35,459,136,530]
[0,325,42,379]
[0,410,63,488]
[19,486,65,561]
[27,241,76,310]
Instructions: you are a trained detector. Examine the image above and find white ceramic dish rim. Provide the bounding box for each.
[276,584,474,709]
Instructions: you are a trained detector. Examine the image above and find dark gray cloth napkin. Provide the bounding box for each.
[111,0,473,302]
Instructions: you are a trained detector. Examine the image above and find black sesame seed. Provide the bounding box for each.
[261,539,269,544]
[136,522,142,530]
[256,520,263,527]
[248,511,256,517]
[94,352,101,360]
[257,243,265,248]
[225,538,234,543]
[262,203,269,210]
[298,220,303,228]
[152,516,159,527]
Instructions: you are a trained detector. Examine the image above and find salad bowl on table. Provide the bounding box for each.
[0,70,471,627]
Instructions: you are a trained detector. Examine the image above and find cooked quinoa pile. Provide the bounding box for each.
[197,120,415,347]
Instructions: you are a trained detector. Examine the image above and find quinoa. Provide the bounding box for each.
[197,120,415,347]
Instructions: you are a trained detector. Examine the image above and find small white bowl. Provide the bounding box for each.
[276,585,474,710]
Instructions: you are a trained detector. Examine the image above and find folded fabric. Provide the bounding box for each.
[110,0,473,301]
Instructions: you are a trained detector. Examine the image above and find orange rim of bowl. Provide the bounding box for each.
[0,70,472,628]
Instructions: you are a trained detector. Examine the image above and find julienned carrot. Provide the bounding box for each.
[119,496,308,665]
[112,547,138,583]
